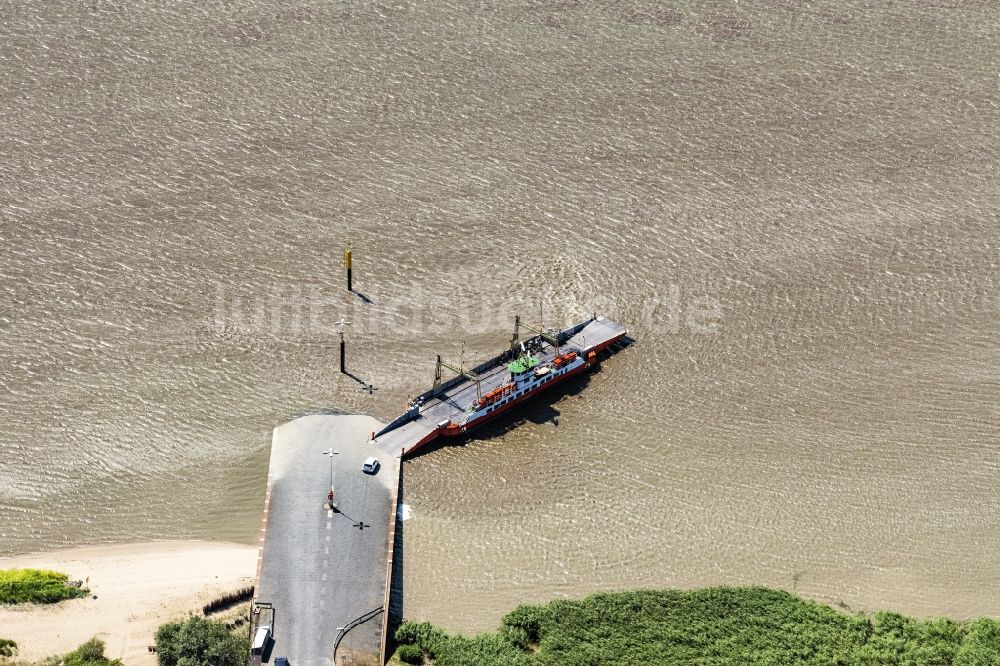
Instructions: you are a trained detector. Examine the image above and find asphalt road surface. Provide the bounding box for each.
[256,414,397,666]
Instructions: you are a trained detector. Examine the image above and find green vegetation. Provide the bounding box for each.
[39,638,122,666]
[397,643,423,665]
[0,570,88,605]
[154,615,248,666]
[0,637,119,666]
[0,639,17,658]
[394,586,1000,666]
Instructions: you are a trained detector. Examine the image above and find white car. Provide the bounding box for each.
[362,457,380,474]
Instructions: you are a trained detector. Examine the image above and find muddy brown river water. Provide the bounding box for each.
[1,0,998,632]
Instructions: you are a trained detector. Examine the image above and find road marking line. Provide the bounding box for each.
[322,573,327,581]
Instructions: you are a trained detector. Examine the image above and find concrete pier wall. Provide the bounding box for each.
[255,414,398,666]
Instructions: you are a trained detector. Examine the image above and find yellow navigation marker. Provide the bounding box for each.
[343,245,353,291]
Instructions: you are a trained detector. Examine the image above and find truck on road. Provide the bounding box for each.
[251,626,271,656]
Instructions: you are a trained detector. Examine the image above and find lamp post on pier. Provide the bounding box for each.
[323,448,339,499]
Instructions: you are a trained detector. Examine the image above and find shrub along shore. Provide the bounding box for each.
[393,586,1000,666]
[0,569,88,605]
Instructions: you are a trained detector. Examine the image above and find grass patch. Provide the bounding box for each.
[396,643,423,664]
[41,638,122,666]
[0,569,88,605]
[0,638,17,658]
[394,586,1000,665]
[0,638,121,666]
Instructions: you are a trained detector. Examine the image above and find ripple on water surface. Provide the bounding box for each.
[1,0,999,632]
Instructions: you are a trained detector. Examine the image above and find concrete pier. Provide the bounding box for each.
[254,414,396,666]
[252,317,631,665]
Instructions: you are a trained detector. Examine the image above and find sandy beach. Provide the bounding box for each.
[0,541,257,665]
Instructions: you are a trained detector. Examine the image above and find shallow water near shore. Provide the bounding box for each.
[2,0,999,633]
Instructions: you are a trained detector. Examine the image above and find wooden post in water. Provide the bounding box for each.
[339,331,346,374]
[335,319,350,374]
[343,244,353,292]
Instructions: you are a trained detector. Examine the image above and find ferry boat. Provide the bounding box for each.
[372,314,630,458]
